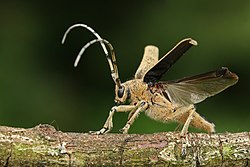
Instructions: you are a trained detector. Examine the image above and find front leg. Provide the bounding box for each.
[89,105,136,135]
[120,101,148,134]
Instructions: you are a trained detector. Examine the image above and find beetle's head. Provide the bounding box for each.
[114,84,131,105]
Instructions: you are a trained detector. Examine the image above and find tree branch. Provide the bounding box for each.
[0,124,249,166]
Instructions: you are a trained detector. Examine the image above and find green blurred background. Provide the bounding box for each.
[0,1,249,133]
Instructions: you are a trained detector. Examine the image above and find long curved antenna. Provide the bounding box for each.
[76,38,121,87]
[61,24,121,87]
[61,23,108,63]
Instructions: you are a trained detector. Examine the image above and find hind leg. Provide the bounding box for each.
[170,105,215,135]
[180,109,194,136]
[190,111,215,133]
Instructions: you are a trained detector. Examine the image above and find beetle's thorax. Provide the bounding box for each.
[115,79,149,104]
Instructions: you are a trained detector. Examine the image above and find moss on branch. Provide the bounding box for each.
[0,124,249,166]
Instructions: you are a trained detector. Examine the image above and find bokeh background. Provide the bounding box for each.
[0,1,249,133]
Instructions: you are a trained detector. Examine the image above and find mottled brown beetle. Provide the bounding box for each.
[62,24,238,136]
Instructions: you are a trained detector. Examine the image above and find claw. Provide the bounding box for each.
[180,135,190,157]
[119,128,125,133]
[89,128,109,135]
[120,124,130,134]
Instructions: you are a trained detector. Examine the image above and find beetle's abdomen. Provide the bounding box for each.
[145,105,173,122]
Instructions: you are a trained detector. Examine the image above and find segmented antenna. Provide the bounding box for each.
[61,24,121,87]
[61,24,108,67]
[76,38,121,87]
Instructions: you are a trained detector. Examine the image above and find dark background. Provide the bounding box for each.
[0,1,249,133]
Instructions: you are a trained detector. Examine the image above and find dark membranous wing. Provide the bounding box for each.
[160,67,239,106]
[143,38,197,83]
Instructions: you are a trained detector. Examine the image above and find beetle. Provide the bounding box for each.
[62,24,238,136]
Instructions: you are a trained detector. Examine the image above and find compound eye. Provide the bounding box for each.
[117,86,125,98]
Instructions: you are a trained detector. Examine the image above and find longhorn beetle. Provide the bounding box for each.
[62,24,238,136]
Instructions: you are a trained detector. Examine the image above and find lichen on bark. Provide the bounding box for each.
[0,124,249,166]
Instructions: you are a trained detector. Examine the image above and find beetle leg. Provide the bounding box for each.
[120,101,148,134]
[180,109,195,137]
[89,105,136,135]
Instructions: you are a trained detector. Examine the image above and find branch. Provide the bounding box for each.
[0,124,249,166]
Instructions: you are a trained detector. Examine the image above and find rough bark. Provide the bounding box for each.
[0,124,249,167]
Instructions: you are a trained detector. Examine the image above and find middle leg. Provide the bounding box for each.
[120,101,148,134]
